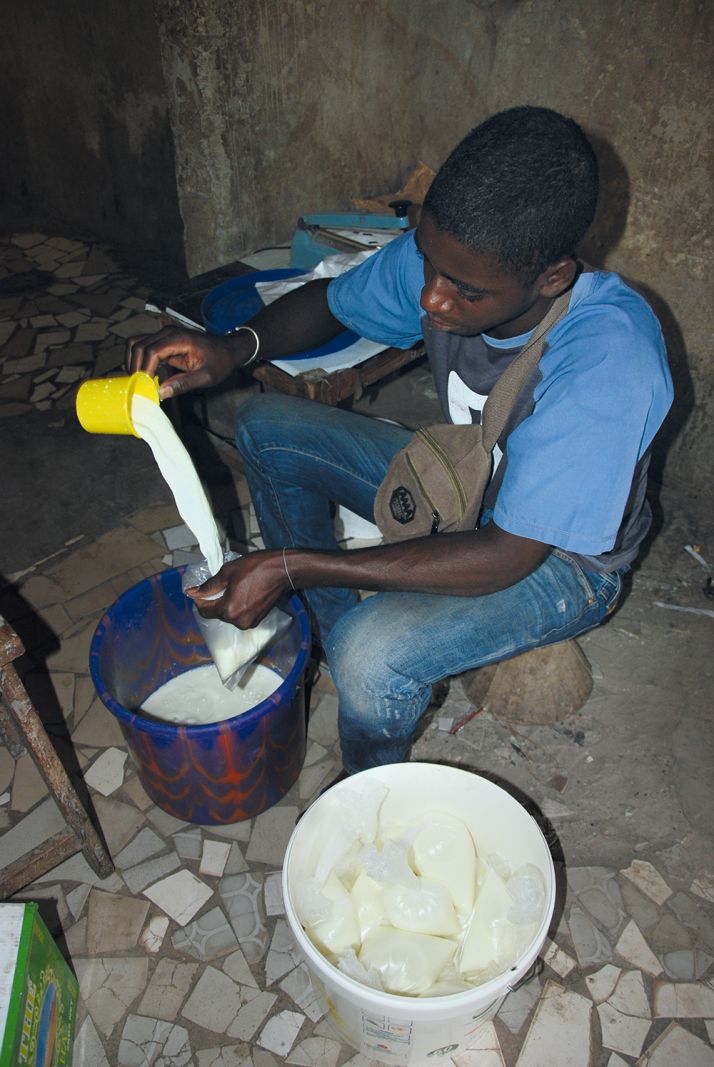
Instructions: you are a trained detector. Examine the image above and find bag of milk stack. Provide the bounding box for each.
[182,552,291,690]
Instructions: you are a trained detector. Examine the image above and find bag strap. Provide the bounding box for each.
[481,289,571,451]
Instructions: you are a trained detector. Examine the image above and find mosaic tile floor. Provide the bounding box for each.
[1,232,714,1066]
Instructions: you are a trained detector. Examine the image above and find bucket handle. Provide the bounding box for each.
[506,956,544,994]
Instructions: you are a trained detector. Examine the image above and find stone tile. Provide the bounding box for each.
[615,920,663,975]
[246,805,299,866]
[691,875,714,904]
[138,958,199,1020]
[75,956,149,1037]
[286,1035,342,1066]
[662,948,713,980]
[265,918,303,985]
[139,914,170,954]
[621,861,672,906]
[196,1047,254,1067]
[605,1055,630,1067]
[143,869,213,925]
[199,818,252,842]
[279,962,326,1022]
[84,747,128,796]
[219,872,270,963]
[636,1021,714,1065]
[93,794,146,854]
[607,969,650,1018]
[257,1010,304,1057]
[298,760,337,801]
[86,889,150,953]
[147,804,190,836]
[124,850,181,894]
[117,1014,193,1066]
[65,915,88,955]
[114,827,167,870]
[653,980,714,1017]
[497,974,542,1034]
[67,882,92,919]
[264,870,285,917]
[597,1002,651,1058]
[0,747,13,793]
[163,522,197,550]
[12,883,69,933]
[542,937,576,978]
[620,878,663,932]
[1,796,65,867]
[174,828,203,860]
[223,841,249,875]
[71,700,126,748]
[306,692,339,746]
[44,526,164,598]
[225,987,278,1041]
[569,867,627,939]
[222,947,258,987]
[73,1015,111,1067]
[200,839,232,878]
[75,321,109,342]
[171,905,239,961]
[568,904,613,967]
[121,775,153,811]
[515,981,592,1067]
[33,849,124,891]
[181,965,243,1033]
[10,753,47,812]
[109,312,161,338]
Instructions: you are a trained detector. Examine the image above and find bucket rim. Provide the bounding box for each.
[281,762,556,1012]
[89,566,311,737]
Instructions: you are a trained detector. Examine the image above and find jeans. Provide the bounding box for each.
[234,393,623,773]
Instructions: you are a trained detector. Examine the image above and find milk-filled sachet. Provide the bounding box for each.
[358,928,458,995]
[456,859,541,979]
[349,870,386,941]
[409,811,479,916]
[301,872,360,956]
[182,553,291,690]
[382,877,460,937]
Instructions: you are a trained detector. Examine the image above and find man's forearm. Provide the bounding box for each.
[239,278,345,361]
[284,522,550,598]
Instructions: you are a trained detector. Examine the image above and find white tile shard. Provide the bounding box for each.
[143,868,213,925]
[515,981,592,1067]
[614,920,663,975]
[621,860,672,906]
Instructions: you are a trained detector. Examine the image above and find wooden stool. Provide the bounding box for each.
[0,615,114,899]
[459,639,593,725]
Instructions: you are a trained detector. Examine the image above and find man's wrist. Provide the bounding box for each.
[229,325,261,368]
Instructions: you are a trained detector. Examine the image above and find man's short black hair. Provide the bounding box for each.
[423,105,599,283]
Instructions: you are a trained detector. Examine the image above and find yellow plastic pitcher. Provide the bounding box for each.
[76,372,160,437]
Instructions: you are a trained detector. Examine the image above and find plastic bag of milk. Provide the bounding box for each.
[182,552,291,689]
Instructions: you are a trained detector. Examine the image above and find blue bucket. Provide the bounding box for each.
[89,567,311,824]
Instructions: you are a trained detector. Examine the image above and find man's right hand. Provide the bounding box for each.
[126,326,253,400]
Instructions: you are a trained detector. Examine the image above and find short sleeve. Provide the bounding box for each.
[327,230,425,348]
[493,285,673,555]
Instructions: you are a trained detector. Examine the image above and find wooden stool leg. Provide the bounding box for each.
[0,663,114,879]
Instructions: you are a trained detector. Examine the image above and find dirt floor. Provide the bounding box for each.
[1,231,713,1066]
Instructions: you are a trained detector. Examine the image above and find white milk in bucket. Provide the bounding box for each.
[283,763,555,1066]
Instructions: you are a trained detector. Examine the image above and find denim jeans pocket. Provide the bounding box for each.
[551,548,597,604]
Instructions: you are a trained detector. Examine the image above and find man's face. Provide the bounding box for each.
[416,211,548,340]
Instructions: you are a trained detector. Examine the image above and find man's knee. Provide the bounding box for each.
[234,393,287,458]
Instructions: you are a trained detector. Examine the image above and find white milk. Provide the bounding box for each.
[131,394,223,576]
[130,394,290,689]
[141,662,283,725]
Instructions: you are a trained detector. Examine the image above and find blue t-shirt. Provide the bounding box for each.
[328,231,673,569]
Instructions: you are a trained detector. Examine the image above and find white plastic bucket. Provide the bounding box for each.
[282,762,555,1066]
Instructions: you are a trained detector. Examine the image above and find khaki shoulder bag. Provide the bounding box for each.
[373,291,570,541]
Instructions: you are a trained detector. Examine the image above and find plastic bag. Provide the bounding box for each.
[182,551,291,689]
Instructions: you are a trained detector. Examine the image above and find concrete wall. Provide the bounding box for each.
[0,0,185,270]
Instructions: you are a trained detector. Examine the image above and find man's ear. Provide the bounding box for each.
[536,258,577,298]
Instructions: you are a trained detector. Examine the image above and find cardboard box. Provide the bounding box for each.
[0,903,78,1067]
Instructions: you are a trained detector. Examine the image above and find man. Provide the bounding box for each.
[128,106,673,775]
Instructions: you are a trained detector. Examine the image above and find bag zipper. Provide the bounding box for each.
[405,452,441,534]
[417,428,467,518]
